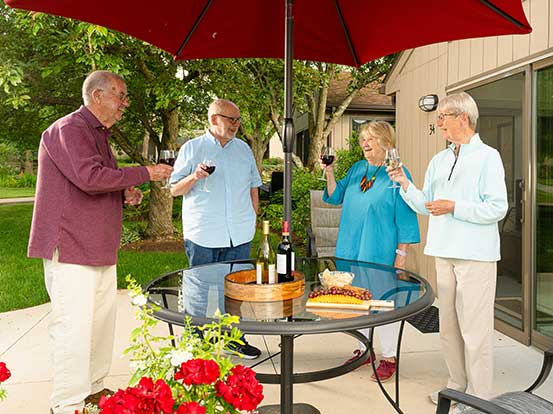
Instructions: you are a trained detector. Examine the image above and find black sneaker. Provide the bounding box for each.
[225,339,262,360]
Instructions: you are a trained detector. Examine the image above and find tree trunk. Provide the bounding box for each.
[145,181,174,239]
[145,108,179,239]
[250,137,267,174]
[23,150,34,175]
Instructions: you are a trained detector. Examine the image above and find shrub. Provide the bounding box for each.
[0,143,18,177]
[0,172,36,188]
[259,137,363,247]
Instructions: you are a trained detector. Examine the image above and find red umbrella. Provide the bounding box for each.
[5,0,531,229]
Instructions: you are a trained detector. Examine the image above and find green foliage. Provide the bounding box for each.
[124,278,242,386]
[259,138,363,247]
[120,222,144,246]
[260,167,325,243]
[0,173,36,188]
[0,142,18,176]
[334,136,363,180]
[124,277,253,413]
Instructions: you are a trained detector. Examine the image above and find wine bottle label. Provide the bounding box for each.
[277,252,295,273]
[268,264,276,284]
[256,263,263,284]
[277,254,286,273]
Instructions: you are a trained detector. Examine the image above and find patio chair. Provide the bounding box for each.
[436,348,553,414]
[306,189,341,257]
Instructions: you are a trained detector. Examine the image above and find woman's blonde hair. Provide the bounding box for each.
[358,121,396,149]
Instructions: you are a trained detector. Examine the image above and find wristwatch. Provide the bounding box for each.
[395,249,407,257]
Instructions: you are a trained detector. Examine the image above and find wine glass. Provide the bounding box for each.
[159,150,176,189]
[319,146,335,181]
[201,159,216,192]
[385,148,401,188]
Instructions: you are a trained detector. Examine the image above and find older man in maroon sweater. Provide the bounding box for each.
[28,70,172,414]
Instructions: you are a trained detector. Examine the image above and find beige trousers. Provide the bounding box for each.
[435,257,497,399]
[44,250,117,414]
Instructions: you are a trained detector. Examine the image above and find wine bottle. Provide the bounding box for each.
[256,220,276,284]
[277,220,295,283]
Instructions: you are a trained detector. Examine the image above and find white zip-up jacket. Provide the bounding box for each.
[400,133,508,262]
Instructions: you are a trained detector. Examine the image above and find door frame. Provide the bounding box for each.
[530,57,553,350]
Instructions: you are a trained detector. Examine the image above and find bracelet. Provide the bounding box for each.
[395,249,407,257]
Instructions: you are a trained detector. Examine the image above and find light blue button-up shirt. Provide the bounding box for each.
[170,130,262,248]
[400,134,508,261]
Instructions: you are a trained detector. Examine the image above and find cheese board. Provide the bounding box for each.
[305,299,394,311]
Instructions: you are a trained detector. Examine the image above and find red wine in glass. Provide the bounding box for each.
[202,165,216,175]
[159,150,176,189]
[321,155,335,166]
[201,159,216,192]
[319,147,335,180]
[160,158,175,167]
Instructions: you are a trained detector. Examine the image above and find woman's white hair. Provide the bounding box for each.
[438,92,479,130]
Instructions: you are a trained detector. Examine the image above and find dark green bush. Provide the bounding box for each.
[259,137,364,248]
[0,173,36,188]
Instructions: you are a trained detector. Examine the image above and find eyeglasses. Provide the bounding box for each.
[437,112,458,121]
[216,113,241,124]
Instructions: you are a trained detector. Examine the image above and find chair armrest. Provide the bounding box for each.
[305,226,317,258]
[437,389,515,414]
[525,347,553,393]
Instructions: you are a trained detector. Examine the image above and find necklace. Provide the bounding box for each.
[360,162,383,192]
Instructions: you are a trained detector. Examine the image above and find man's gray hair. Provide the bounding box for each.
[207,99,239,124]
[438,92,479,130]
[82,70,125,106]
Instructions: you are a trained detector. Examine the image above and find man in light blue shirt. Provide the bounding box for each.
[170,98,262,358]
[388,92,508,410]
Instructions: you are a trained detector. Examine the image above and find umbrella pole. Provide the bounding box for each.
[282,0,294,234]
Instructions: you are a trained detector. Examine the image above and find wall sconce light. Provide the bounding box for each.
[418,94,439,112]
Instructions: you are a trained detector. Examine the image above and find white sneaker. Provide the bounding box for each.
[449,403,468,414]
[430,390,457,407]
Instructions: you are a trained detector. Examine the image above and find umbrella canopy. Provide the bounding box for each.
[5,0,531,66]
[6,0,532,230]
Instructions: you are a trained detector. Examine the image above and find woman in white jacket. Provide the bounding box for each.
[388,92,508,412]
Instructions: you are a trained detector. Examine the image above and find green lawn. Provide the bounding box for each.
[0,204,188,312]
[0,203,284,313]
[0,187,36,198]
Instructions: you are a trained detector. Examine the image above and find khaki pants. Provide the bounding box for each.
[44,250,117,414]
[435,257,496,399]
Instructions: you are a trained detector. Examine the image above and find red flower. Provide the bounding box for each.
[174,402,206,414]
[175,359,220,386]
[215,365,263,411]
[99,378,175,414]
[98,389,140,414]
[0,362,11,383]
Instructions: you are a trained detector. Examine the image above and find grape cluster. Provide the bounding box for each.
[309,287,372,301]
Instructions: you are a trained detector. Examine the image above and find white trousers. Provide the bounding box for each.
[435,257,497,399]
[358,323,399,358]
[44,250,117,414]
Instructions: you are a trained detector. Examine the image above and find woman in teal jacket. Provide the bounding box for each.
[322,120,420,382]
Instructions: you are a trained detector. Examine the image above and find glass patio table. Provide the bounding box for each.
[144,256,434,414]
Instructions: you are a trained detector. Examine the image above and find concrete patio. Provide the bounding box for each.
[1,291,552,414]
